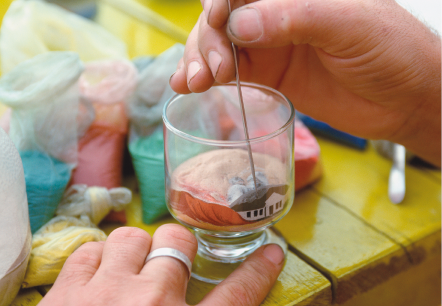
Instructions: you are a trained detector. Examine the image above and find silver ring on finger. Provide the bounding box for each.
[145,247,192,280]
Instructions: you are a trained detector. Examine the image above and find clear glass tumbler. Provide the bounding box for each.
[163,82,295,283]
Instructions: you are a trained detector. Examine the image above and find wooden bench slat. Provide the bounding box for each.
[276,189,410,304]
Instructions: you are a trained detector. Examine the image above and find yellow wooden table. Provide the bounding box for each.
[4,0,440,305]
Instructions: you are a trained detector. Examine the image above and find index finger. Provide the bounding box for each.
[201,0,256,29]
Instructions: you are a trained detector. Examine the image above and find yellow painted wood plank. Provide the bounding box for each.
[186,251,332,306]
[10,288,43,306]
[0,1,14,77]
[423,167,441,182]
[275,189,410,304]
[0,0,13,24]
[95,0,201,57]
[341,234,441,306]
[313,137,441,261]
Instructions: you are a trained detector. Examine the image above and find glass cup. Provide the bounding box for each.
[163,82,295,283]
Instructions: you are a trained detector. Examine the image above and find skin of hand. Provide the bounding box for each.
[170,0,441,166]
[38,224,284,306]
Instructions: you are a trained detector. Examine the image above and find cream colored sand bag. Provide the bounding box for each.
[0,128,32,306]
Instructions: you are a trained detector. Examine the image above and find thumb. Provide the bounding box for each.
[198,244,285,306]
[226,0,398,55]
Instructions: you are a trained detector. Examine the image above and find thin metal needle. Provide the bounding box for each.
[227,0,258,193]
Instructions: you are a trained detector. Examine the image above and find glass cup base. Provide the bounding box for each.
[191,227,287,284]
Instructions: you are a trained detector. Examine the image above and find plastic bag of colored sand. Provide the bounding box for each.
[71,59,137,223]
[22,215,107,288]
[20,151,72,234]
[127,45,183,224]
[128,128,168,224]
[0,52,83,233]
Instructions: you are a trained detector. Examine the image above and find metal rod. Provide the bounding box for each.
[227,0,258,193]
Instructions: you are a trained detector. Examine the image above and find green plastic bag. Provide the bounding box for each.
[129,126,210,224]
[129,128,168,224]
[128,44,195,224]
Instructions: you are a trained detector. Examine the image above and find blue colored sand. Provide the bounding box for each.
[20,151,71,234]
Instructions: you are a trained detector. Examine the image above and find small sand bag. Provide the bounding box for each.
[127,45,183,224]
[22,216,107,288]
[56,184,132,224]
[71,59,137,223]
[0,52,83,234]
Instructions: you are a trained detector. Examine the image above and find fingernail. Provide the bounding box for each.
[229,7,263,42]
[170,62,183,84]
[208,51,222,79]
[263,244,284,265]
[169,72,176,84]
[187,61,201,85]
[204,0,213,23]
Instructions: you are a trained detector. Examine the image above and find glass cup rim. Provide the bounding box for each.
[162,82,295,147]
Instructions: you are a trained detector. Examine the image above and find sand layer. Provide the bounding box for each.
[169,149,289,228]
[172,149,287,205]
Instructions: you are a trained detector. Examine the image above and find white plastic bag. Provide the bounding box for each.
[56,185,132,224]
[0,0,128,74]
[0,52,83,166]
[0,51,84,234]
[0,127,32,306]
[0,52,83,164]
[127,44,184,140]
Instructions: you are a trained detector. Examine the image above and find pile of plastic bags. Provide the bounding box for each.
[0,0,138,232]
[0,0,137,300]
